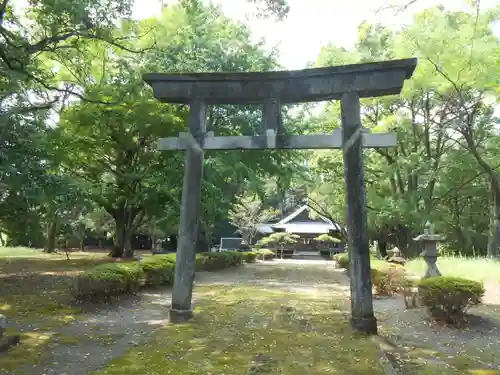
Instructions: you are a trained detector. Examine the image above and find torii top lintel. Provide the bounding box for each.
[143,58,417,105]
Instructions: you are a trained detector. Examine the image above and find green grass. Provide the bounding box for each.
[95,285,385,375]
[0,246,115,373]
[0,246,54,258]
[405,256,500,282]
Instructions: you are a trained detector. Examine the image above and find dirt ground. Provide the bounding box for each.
[2,258,500,374]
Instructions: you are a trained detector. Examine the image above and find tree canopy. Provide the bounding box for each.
[1,0,499,258]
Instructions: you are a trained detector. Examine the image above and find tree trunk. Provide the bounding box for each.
[394,225,418,257]
[123,232,134,259]
[78,224,85,251]
[111,205,137,258]
[151,219,157,251]
[487,182,500,258]
[44,217,58,253]
[111,216,126,258]
[377,239,388,258]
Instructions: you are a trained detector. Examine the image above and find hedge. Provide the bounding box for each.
[72,262,144,300]
[140,255,176,286]
[371,267,407,296]
[334,253,410,295]
[254,248,275,261]
[72,251,252,301]
[333,253,349,269]
[418,276,485,324]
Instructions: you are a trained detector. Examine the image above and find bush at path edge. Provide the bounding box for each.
[418,276,485,324]
[72,251,252,301]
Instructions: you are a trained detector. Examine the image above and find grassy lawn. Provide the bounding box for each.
[0,246,115,373]
[95,284,384,375]
[0,247,111,320]
[405,256,500,283]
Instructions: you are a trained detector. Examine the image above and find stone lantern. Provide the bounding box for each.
[413,221,442,278]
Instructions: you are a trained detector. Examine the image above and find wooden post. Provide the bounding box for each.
[169,98,206,323]
[340,92,377,335]
[262,97,282,134]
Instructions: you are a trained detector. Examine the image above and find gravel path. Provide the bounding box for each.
[374,281,500,371]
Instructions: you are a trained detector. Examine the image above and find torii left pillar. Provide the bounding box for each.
[169,98,206,323]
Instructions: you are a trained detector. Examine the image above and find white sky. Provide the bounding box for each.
[132,0,500,69]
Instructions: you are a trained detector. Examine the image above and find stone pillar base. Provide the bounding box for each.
[169,308,194,323]
[350,316,378,335]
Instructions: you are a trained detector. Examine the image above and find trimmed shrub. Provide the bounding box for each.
[72,250,251,301]
[72,262,144,300]
[140,255,176,287]
[197,251,245,271]
[256,248,275,261]
[418,276,485,324]
[243,251,259,263]
[226,251,245,266]
[335,252,388,270]
[371,266,407,296]
[334,253,349,269]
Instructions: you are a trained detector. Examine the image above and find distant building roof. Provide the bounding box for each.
[255,224,274,234]
[272,222,340,234]
[256,204,344,235]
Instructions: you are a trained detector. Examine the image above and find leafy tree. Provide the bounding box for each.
[229,194,279,245]
[257,232,300,256]
[314,234,341,244]
[309,3,500,257]
[55,3,302,258]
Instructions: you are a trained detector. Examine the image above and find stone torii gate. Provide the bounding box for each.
[143,58,417,334]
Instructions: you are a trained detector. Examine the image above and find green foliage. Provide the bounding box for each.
[314,234,341,243]
[72,251,254,300]
[257,232,300,249]
[243,252,259,263]
[310,5,500,256]
[418,276,485,324]
[229,195,279,245]
[72,262,144,300]
[371,267,407,296]
[2,0,499,263]
[334,253,349,269]
[255,248,275,260]
[50,3,306,258]
[197,251,245,271]
[140,256,176,287]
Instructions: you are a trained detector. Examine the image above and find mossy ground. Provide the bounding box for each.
[95,284,384,375]
[380,344,500,375]
[0,247,139,373]
[2,247,500,375]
